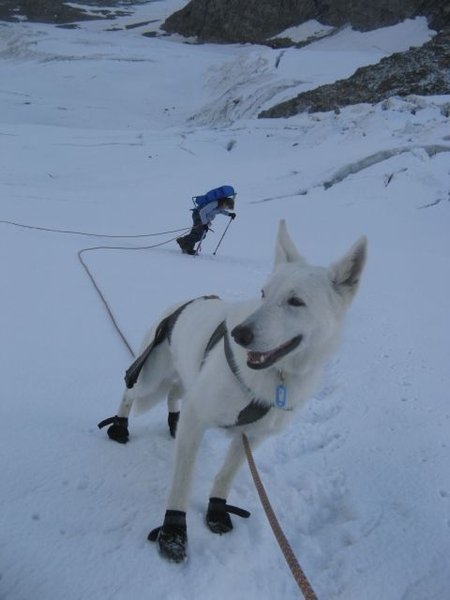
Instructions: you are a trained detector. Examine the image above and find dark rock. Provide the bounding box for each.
[419,0,450,32]
[162,0,450,43]
[0,0,141,24]
[259,29,450,118]
[0,0,93,23]
[162,0,317,43]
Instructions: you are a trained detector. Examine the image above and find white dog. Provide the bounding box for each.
[98,220,367,563]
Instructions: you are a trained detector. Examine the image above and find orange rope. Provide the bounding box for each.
[242,434,319,600]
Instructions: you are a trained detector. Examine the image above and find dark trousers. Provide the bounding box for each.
[178,210,205,250]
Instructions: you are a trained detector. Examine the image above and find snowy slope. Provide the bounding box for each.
[1,3,449,599]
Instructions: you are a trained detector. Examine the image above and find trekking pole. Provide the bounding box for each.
[195,228,208,256]
[213,217,233,256]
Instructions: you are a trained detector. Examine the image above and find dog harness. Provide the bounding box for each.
[124,296,219,389]
[202,321,275,427]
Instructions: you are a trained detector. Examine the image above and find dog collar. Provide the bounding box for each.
[203,321,292,428]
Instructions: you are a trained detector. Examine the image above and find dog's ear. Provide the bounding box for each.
[274,220,305,268]
[329,236,368,304]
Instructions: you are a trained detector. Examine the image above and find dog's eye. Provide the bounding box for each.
[288,296,305,307]
[261,289,266,299]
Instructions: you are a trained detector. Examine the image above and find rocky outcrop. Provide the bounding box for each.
[0,0,86,23]
[162,0,450,43]
[2,0,448,36]
[0,0,135,24]
[163,0,317,43]
[420,0,450,32]
[259,28,450,117]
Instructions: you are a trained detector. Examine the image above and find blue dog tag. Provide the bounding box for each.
[275,384,287,408]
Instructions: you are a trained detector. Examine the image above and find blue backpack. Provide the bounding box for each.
[193,185,235,209]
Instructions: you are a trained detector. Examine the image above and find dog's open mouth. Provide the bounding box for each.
[246,335,302,370]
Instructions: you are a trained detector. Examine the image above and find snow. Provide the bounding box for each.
[1,3,449,599]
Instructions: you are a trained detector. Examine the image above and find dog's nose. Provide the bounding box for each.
[231,324,254,347]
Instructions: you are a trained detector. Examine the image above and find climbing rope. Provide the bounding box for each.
[242,434,319,600]
[76,231,187,357]
[77,246,136,357]
[1,218,189,357]
[0,218,188,238]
